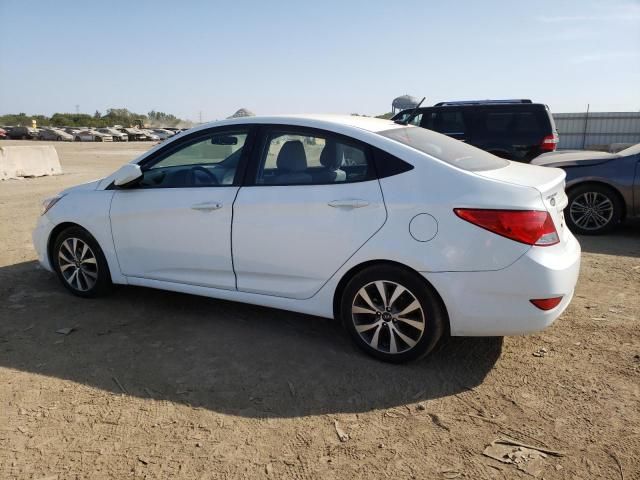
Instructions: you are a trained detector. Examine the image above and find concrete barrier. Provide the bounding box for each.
[0,145,62,180]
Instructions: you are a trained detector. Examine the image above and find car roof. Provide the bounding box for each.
[189,114,401,135]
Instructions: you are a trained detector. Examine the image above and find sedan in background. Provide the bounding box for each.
[7,126,39,139]
[97,127,129,142]
[140,129,161,141]
[33,115,580,362]
[74,129,113,142]
[150,128,174,140]
[117,127,147,141]
[533,143,640,234]
[38,128,74,141]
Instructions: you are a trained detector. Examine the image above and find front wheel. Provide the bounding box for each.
[566,184,622,235]
[53,227,112,297]
[341,265,445,363]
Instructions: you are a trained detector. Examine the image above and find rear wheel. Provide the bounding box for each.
[53,227,112,297]
[75,136,81,142]
[56,136,62,141]
[341,265,445,363]
[566,184,622,235]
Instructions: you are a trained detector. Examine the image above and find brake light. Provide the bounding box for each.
[540,134,558,152]
[530,297,563,310]
[454,209,559,246]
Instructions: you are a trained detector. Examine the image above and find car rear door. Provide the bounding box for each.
[232,125,387,299]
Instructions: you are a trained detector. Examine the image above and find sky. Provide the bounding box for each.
[0,0,639,121]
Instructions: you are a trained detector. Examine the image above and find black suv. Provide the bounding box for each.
[392,99,558,162]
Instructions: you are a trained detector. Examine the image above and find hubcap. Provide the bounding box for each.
[569,192,613,231]
[58,238,98,291]
[351,280,425,354]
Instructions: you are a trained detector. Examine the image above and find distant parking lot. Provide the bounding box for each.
[1,141,639,479]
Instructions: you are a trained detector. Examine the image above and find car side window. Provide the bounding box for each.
[138,131,248,188]
[255,130,372,185]
[426,110,466,135]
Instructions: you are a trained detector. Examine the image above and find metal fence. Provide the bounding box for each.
[553,112,640,150]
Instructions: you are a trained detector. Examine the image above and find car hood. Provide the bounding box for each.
[60,179,101,195]
[532,150,617,168]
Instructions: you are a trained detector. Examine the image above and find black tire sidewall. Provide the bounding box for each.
[52,227,112,297]
[566,184,622,235]
[340,265,445,363]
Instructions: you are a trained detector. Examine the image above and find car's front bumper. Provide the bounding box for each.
[32,214,55,272]
[423,233,581,336]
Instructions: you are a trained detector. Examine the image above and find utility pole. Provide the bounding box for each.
[75,104,80,114]
[198,111,203,124]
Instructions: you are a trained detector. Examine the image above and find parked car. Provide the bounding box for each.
[74,129,113,142]
[63,127,82,137]
[117,127,147,141]
[140,129,161,141]
[33,115,580,362]
[532,143,640,235]
[38,128,74,141]
[150,128,174,140]
[96,128,129,142]
[392,99,558,162]
[7,126,39,139]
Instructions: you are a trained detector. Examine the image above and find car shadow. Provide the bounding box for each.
[576,220,640,258]
[0,261,502,418]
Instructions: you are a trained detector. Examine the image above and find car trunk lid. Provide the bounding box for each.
[473,161,569,241]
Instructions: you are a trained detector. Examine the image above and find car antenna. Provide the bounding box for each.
[394,97,426,125]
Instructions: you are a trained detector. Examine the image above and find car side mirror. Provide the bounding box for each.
[113,164,143,187]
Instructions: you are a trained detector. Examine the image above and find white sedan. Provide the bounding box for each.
[33,115,580,362]
[74,129,113,142]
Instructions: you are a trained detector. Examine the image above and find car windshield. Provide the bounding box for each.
[379,126,508,171]
[618,143,640,156]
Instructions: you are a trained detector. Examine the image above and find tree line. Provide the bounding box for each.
[0,108,192,128]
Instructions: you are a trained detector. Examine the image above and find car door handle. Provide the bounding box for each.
[191,201,223,211]
[328,199,369,209]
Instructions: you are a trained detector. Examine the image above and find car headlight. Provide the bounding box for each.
[42,194,65,215]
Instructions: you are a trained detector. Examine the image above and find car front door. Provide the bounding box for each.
[109,127,253,289]
[232,126,387,299]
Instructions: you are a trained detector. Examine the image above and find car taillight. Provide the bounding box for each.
[454,209,559,246]
[540,134,558,152]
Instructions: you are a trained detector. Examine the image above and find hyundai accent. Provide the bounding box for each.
[33,115,581,362]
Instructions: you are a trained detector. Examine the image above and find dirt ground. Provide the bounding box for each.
[1,141,638,480]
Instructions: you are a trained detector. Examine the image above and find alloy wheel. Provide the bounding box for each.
[58,237,99,292]
[351,280,425,354]
[569,192,614,231]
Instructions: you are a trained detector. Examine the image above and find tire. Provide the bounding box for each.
[566,184,622,235]
[75,136,81,142]
[56,136,62,141]
[52,227,112,298]
[340,265,445,363]
[95,136,102,142]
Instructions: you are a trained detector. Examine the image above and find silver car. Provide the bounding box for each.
[533,143,640,234]
[74,129,113,142]
[38,128,74,141]
[97,128,129,142]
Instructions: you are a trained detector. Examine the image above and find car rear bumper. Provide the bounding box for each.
[422,233,581,336]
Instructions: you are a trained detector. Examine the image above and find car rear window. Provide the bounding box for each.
[379,126,508,171]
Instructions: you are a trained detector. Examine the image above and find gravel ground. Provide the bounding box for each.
[1,141,639,479]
